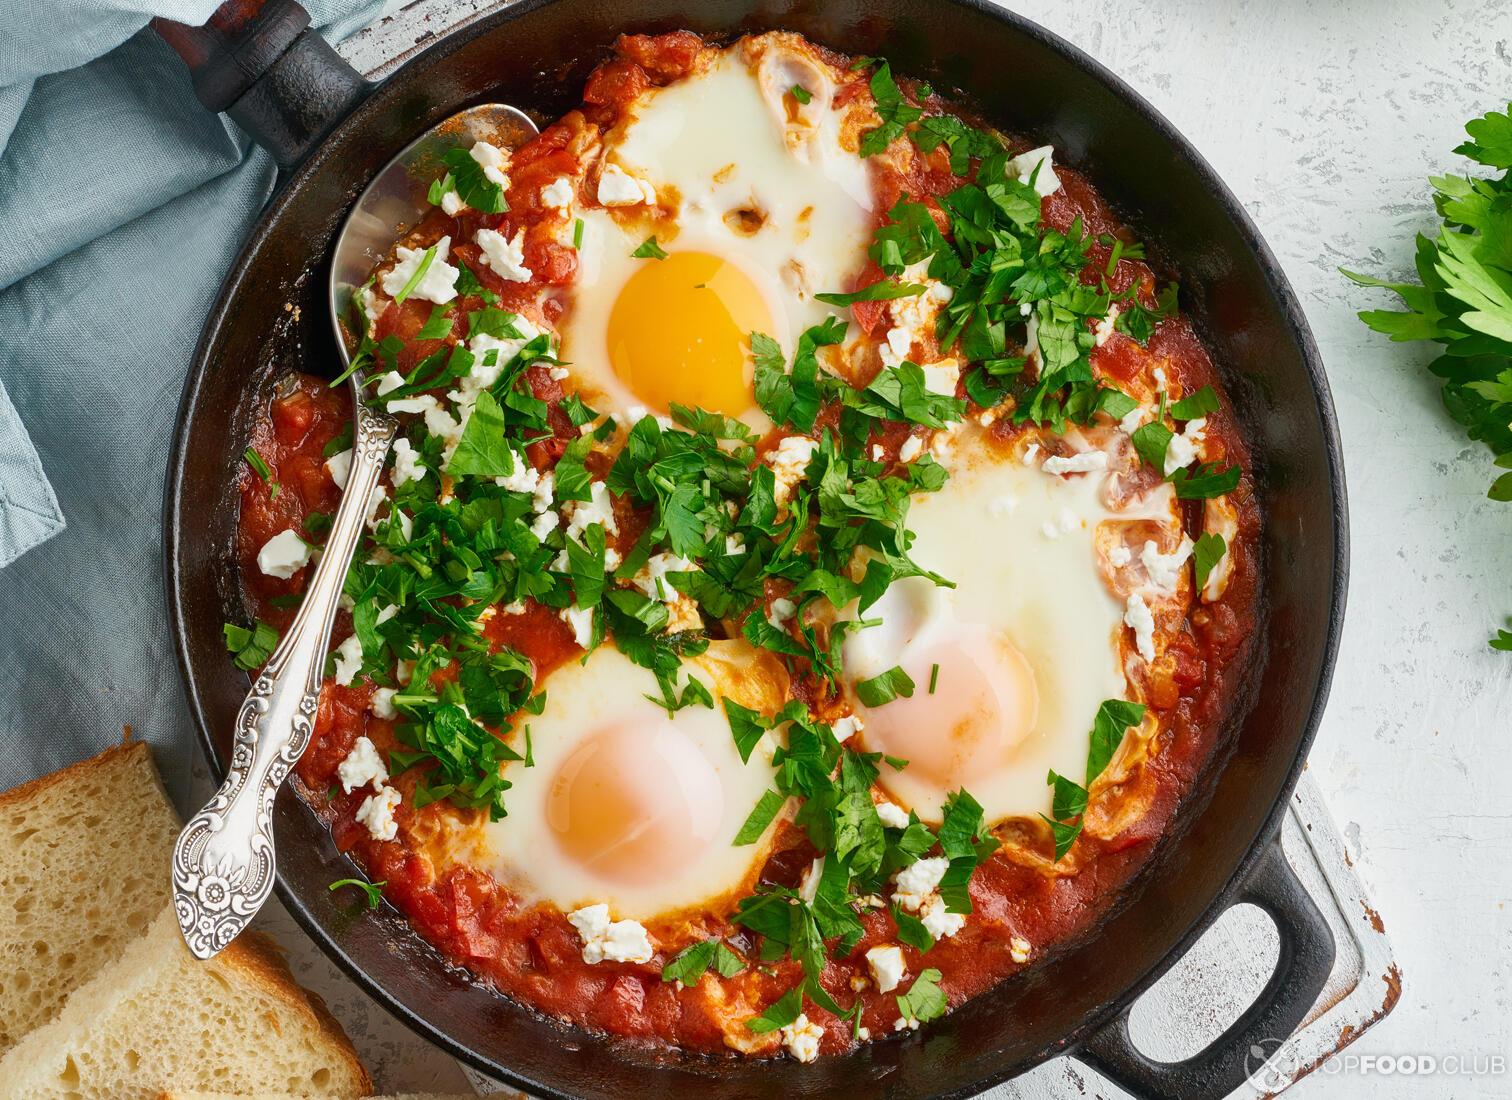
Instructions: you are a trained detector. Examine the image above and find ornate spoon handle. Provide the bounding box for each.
[173,404,396,959]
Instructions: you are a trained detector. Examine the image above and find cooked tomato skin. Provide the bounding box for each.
[234,30,1263,1060]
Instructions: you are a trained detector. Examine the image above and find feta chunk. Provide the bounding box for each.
[256,529,312,579]
[565,480,619,538]
[561,604,594,648]
[597,163,657,206]
[390,438,426,486]
[920,893,966,939]
[921,359,960,397]
[324,447,352,489]
[1010,935,1032,964]
[354,785,401,841]
[380,235,459,305]
[540,176,574,208]
[832,714,863,743]
[469,140,510,186]
[1094,304,1121,346]
[1108,544,1133,567]
[1163,417,1207,476]
[331,633,364,687]
[1008,144,1061,196]
[866,945,907,993]
[1041,449,1109,476]
[475,227,533,283]
[875,800,909,829]
[439,189,466,216]
[781,1013,824,1063]
[530,510,560,540]
[1124,592,1156,662]
[337,735,388,793]
[892,856,948,913]
[1141,537,1194,593]
[898,435,923,463]
[632,552,697,601]
[567,903,654,964]
[369,687,397,720]
[768,435,818,504]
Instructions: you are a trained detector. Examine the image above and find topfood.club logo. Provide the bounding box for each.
[1245,1037,1302,1094]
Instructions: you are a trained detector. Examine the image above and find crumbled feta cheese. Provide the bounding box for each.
[767,596,796,627]
[1108,544,1133,567]
[894,1016,920,1032]
[1007,144,1061,196]
[832,714,863,743]
[1153,366,1168,394]
[665,594,703,633]
[768,435,818,504]
[390,438,426,486]
[380,235,460,304]
[724,533,746,556]
[325,447,352,490]
[540,176,574,208]
[332,633,364,687]
[257,529,312,579]
[1024,312,1040,365]
[561,604,594,648]
[1164,417,1207,475]
[355,785,401,841]
[532,470,555,514]
[567,903,654,964]
[1009,935,1032,964]
[879,324,913,368]
[929,281,953,303]
[530,510,560,540]
[386,392,441,416]
[469,140,510,186]
[597,163,657,206]
[893,856,948,913]
[871,444,885,462]
[370,687,397,720]
[1141,537,1194,593]
[1120,404,1147,435]
[337,735,388,793]
[631,552,696,601]
[492,449,541,495]
[875,800,909,829]
[1022,442,1041,466]
[781,1013,824,1063]
[898,435,923,463]
[921,359,960,397]
[1124,592,1156,662]
[1094,304,1121,347]
[920,893,967,939]
[858,1026,871,1041]
[395,659,414,684]
[461,314,544,398]
[566,480,619,538]
[475,227,533,283]
[866,945,907,993]
[439,189,466,216]
[1041,449,1109,476]
[356,286,387,335]
[375,371,406,396]
[548,365,570,380]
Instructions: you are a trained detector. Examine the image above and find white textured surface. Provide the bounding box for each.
[286,0,1512,1094]
[999,2,1509,1095]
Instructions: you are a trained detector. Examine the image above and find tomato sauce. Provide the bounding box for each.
[234,31,1262,1060]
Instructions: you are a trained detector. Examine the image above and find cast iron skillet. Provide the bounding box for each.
[160,1,1349,1096]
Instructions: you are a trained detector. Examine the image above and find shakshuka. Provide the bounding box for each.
[232,30,1260,1063]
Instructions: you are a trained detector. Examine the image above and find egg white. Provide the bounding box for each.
[557,45,873,426]
[462,642,787,921]
[846,429,1184,826]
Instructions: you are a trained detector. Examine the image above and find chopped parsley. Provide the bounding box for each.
[244,447,279,497]
[328,877,386,908]
[223,620,278,671]
[631,236,669,260]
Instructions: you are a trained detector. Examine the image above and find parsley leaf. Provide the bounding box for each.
[733,789,786,845]
[446,391,515,478]
[856,664,915,706]
[896,968,948,1023]
[860,61,923,157]
[1086,700,1146,785]
[328,877,385,908]
[815,280,927,307]
[223,620,278,671]
[1192,531,1228,590]
[1169,462,1242,499]
[441,145,507,214]
[631,236,669,260]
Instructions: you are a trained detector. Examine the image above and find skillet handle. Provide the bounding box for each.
[1072,836,1335,1099]
[152,0,371,170]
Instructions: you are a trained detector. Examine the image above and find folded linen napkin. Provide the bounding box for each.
[0,0,392,798]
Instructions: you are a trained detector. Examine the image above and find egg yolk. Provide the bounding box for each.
[861,629,1040,790]
[545,722,724,884]
[606,250,770,417]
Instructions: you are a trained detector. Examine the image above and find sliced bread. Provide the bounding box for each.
[0,907,371,1099]
[0,739,181,1054]
[162,1094,487,1099]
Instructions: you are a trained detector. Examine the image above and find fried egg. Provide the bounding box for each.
[465,641,789,921]
[558,42,872,426]
[844,429,1184,826]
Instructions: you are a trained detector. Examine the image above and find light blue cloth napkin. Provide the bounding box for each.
[0,0,389,800]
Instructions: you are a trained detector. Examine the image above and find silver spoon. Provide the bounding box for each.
[172,104,539,960]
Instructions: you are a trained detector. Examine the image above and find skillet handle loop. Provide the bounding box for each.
[1073,836,1335,1099]
[153,0,372,170]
